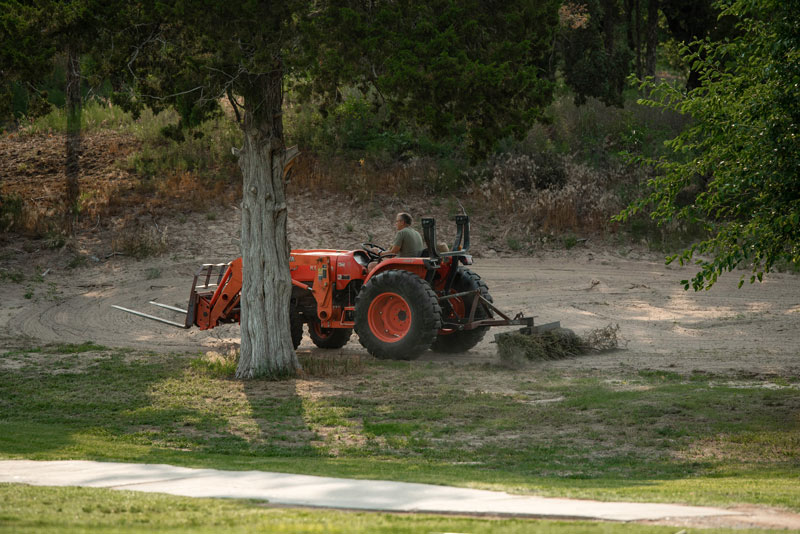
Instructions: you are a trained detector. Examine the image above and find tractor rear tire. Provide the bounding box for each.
[290,311,304,350]
[309,320,352,349]
[355,270,442,360]
[431,268,493,353]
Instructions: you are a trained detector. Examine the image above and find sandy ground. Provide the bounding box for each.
[1,204,798,377]
[2,132,795,375]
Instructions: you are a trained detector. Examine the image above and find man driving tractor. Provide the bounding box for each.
[368,212,424,271]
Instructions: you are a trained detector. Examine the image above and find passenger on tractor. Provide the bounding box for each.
[367,212,424,271]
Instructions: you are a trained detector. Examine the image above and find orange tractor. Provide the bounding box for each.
[114,216,540,359]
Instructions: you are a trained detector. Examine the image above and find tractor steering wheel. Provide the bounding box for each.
[361,242,385,262]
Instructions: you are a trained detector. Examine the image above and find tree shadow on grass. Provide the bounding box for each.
[0,345,315,468]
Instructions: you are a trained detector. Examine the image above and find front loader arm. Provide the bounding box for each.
[190,258,243,330]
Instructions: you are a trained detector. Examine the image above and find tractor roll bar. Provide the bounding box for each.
[421,215,470,260]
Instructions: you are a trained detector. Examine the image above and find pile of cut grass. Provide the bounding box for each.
[497,324,620,366]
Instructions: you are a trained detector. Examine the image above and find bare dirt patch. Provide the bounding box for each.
[644,505,800,530]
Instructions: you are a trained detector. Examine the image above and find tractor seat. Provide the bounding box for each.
[419,242,450,257]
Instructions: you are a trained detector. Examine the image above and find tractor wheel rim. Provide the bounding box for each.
[367,292,411,343]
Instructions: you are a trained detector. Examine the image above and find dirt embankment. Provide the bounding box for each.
[1,132,140,232]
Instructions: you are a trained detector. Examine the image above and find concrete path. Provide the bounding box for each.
[0,460,741,522]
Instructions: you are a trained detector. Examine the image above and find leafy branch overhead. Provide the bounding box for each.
[296,0,559,159]
[616,0,800,290]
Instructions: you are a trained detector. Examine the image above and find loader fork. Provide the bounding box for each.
[111,260,243,330]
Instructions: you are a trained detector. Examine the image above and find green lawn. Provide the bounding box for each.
[0,484,788,534]
[1,343,798,513]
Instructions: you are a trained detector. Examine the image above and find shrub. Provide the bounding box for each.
[111,222,168,259]
[0,194,24,232]
[467,155,624,235]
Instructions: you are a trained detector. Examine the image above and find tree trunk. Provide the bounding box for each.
[602,0,616,54]
[625,0,635,51]
[235,70,300,379]
[65,44,81,234]
[645,0,659,77]
[634,0,643,79]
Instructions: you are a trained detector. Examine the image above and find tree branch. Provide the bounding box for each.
[226,87,242,124]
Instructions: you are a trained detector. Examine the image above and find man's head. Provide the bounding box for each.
[395,212,412,230]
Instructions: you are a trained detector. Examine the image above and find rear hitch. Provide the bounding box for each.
[438,289,558,332]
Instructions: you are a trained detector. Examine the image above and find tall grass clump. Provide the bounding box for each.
[0,194,25,232]
[19,100,137,135]
[192,350,240,378]
[110,220,168,258]
[466,153,633,236]
[0,193,64,238]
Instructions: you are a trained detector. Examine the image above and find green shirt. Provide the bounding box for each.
[393,226,424,257]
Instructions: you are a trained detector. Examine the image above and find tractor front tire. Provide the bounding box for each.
[355,270,442,360]
[309,320,352,349]
[290,311,304,350]
[431,268,493,353]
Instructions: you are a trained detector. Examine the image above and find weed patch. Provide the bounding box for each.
[66,254,88,269]
[467,156,630,237]
[298,351,365,378]
[111,221,168,259]
[0,268,25,283]
[0,193,24,232]
[192,350,239,378]
[191,350,366,380]
[123,111,241,208]
[19,101,138,136]
[45,341,108,354]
